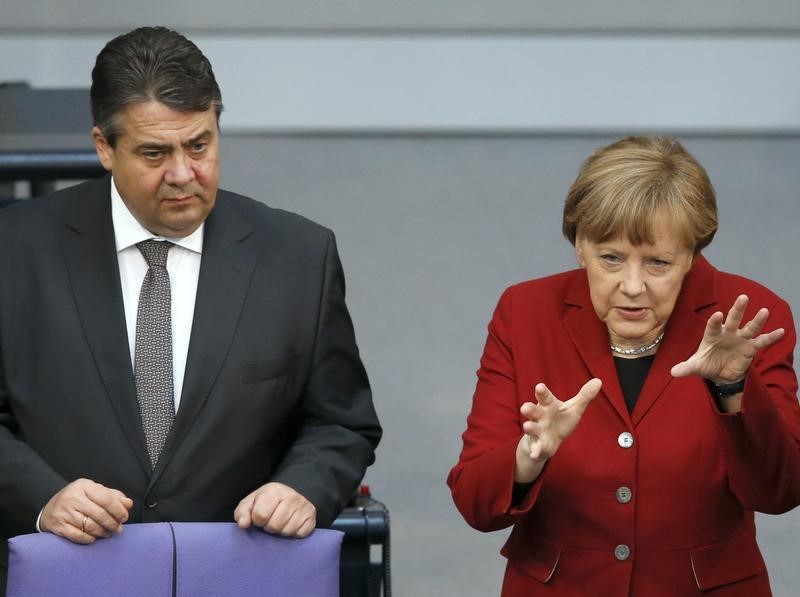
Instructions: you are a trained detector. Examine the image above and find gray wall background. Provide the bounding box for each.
[2,4,800,595]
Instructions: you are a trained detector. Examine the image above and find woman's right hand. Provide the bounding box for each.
[515,378,603,483]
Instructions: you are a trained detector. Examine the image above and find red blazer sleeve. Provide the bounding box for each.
[713,296,800,513]
[447,288,544,532]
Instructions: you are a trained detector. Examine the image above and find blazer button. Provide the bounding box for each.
[617,432,634,448]
[616,486,632,503]
[145,495,159,509]
[614,544,631,561]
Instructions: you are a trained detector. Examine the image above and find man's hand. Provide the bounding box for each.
[40,479,133,544]
[234,482,316,538]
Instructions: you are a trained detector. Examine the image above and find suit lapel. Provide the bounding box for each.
[60,177,151,476]
[562,271,631,425]
[153,195,256,479]
[630,256,717,426]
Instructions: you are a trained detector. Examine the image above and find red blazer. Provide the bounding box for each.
[448,256,800,596]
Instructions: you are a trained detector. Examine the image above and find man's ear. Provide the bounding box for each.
[92,126,114,172]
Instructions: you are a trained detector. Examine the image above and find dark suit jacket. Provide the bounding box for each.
[448,256,800,596]
[0,176,381,581]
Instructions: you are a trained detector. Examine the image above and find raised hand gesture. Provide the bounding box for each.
[515,378,602,483]
[671,294,784,385]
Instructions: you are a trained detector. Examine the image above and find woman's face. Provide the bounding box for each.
[575,218,695,350]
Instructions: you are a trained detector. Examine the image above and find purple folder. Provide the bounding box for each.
[7,522,343,597]
[6,523,173,597]
[172,523,342,596]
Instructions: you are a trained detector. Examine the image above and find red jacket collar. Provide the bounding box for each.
[561,254,718,426]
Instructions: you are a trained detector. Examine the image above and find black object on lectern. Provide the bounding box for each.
[331,487,391,597]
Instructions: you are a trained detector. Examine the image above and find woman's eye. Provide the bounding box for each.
[601,254,622,264]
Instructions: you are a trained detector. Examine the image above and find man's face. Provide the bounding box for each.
[93,101,220,238]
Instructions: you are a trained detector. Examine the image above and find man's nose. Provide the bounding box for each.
[164,152,196,186]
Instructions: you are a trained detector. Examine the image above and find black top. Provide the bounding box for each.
[614,355,656,413]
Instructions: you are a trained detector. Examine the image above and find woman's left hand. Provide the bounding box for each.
[671,294,784,384]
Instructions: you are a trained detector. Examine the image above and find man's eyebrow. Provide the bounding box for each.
[186,130,213,145]
[133,130,213,153]
[134,142,170,152]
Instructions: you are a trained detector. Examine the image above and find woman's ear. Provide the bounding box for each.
[575,238,586,268]
[683,250,698,273]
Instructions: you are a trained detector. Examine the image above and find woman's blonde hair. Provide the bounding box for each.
[562,136,718,252]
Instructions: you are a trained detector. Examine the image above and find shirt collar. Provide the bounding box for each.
[110,176,204,254]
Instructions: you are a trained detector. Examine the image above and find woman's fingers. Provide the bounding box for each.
[722,294,748,333]
[570,378,603,411]
[534,383,555,406]
[752,328,785,351]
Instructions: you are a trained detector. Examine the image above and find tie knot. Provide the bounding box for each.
[136,240,173,268]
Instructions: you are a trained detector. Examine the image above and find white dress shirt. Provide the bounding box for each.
[111,177,203,410]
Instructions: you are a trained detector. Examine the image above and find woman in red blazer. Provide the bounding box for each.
[448,136,800,596]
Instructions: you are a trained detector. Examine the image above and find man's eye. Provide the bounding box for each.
[142,151,163,160]
[190,143,207,153]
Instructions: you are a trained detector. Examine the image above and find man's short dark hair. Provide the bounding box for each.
[90,26,223,146]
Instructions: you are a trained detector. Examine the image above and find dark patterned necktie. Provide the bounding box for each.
[134,240,175,469]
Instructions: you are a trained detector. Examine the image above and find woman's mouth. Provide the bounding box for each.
[615,306,648,320]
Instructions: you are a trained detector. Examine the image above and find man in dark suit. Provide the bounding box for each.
[0,26,381,589]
